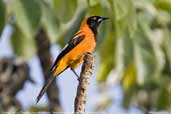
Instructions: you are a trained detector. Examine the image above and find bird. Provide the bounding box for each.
[36,16,109,103]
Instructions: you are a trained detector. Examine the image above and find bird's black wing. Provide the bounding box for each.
[49,35,85,72]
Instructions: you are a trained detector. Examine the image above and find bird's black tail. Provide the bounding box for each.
[36,75,56,103]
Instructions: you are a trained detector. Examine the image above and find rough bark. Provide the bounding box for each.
[0,57,30,112]
[74,53,94,114]
[35,28,62,112]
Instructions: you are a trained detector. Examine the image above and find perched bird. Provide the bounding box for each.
[36,16,109,103]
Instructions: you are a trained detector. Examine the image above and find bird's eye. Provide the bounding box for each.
[92,17,97,21]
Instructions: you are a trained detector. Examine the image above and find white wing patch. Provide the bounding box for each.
[61,44,69,52]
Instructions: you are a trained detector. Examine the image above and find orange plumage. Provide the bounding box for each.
[36,16,108,103]
[54,20,96,75]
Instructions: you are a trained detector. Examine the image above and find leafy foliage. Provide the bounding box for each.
[10,0,41,38]
[0,0,5,36]
[1,0,171,112]
[10,24,36,59]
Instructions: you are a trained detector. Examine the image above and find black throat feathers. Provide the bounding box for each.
[87,19,98,41]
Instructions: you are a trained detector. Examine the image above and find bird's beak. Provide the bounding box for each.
[98,17,109,23]
[101,17,109,21]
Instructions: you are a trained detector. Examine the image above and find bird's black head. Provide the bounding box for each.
[87,16,109,35]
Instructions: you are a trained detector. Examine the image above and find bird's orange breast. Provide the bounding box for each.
[67,31,96,68]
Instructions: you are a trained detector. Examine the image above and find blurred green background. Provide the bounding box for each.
[0,0,171,113]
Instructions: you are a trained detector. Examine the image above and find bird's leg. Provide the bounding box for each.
[71,68,80,81]
[70,52,92,81]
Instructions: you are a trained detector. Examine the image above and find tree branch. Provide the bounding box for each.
[74,53,94,114]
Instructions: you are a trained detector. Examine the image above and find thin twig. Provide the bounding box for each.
[74,53,94,114]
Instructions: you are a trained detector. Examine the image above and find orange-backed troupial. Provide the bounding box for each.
[36,16,109,103]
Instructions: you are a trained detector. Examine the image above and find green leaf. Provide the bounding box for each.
[10,24,36,59]
[122,88,136,108]
[88,0,100,7]
[157,80,171,110]
[11,0,41,38]
[88,3,103,16]
[56,1,87,47]
[53,0,77,23]
[163,28,171,72]
[122,35,134,67]
[41,1,60,43]
[0,0,5,36]
[96,0,137,82]
[134,15,159,85]
[122,63,137,91]
[110,0,137,38]
[154,0,171,15]
[97,32,115,82]
[88,0,110,17]
[113,34,135,90]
